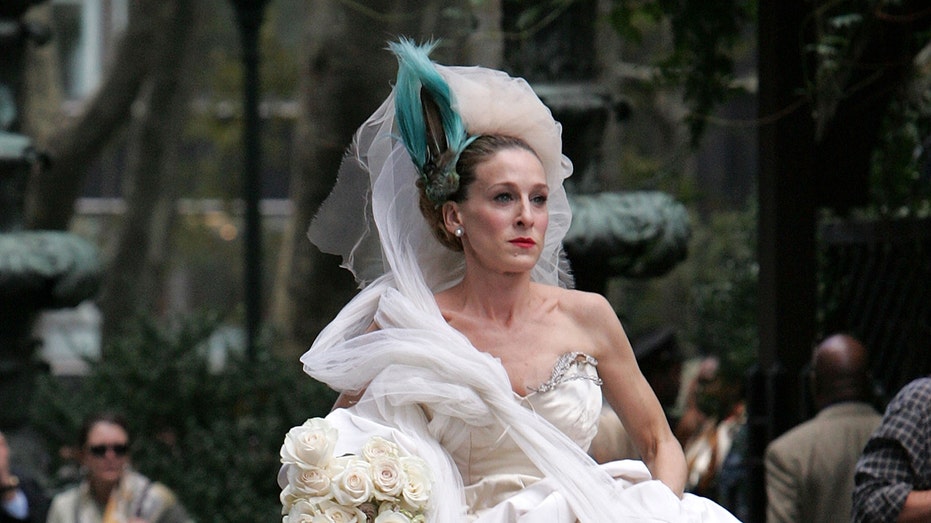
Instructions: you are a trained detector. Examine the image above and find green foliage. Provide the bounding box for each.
[804,0,931,219]
[610,203,759,384]
[607,0,757,144]
[30,312,337,522]
[684,205,759,382]
[870,86,931,217]
[804,2,869,121]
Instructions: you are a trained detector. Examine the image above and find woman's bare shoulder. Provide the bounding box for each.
[539,284,613,317]
[540,285,625,357]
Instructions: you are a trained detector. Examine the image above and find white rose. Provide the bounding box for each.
[280,484,297,513]
[330,457,374,506]
[370,456,405,500]
[281,418,339,468]
[317,499,366,523]
[374,510,412,523]
[326,455,348,473]
[288,464,332,499]
[362,436,399,461]
[400,457,432,510]
[282,484,331,514]
[286,499,322,523]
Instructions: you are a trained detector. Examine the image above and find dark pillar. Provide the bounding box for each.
[753,1,819,521]
[230,0,270,359]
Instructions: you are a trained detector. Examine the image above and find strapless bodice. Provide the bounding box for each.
[425,352,604,514]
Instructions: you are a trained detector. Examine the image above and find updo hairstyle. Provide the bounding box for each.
[417,135,541,251]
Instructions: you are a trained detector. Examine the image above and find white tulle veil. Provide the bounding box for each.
[307,62,573,291]
[299,51,639,522]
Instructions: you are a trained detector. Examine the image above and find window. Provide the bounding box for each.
[51,0,127,99]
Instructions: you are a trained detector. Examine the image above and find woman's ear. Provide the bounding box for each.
[442,202,462,236]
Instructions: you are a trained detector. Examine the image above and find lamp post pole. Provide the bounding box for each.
[229,0,269,360]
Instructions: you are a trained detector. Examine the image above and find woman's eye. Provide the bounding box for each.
[532,194,548,205]
[494,193,513,202]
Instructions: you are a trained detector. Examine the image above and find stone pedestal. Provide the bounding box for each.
[0,1,100,431]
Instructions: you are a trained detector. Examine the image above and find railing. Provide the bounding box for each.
[818,217,931,402]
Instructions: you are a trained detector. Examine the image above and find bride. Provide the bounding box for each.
[289,38,741,522]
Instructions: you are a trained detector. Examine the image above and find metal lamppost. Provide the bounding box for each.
[229,0,270,359]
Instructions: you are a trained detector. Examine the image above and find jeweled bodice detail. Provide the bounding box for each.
[528,351,603,393]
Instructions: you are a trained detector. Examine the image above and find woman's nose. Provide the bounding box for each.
[515,197,534,228]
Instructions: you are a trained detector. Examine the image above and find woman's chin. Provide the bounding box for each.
[98,471,123,484]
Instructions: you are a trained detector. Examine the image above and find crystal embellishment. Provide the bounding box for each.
[529,352,603,393]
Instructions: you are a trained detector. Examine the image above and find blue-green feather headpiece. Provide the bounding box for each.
[389,39,477,204]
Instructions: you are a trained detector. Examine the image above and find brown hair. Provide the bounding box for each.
[79,411,130,447]
[417,135,540,251]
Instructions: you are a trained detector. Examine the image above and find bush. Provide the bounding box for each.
[685,206,758,382]
[30,311,337,522]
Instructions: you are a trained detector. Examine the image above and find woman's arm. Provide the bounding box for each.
[330,321,380,410]
[581,293,687,497]
[898,490,931,522]
[332,390,365,410]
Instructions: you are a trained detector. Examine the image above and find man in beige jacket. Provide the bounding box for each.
[764,333,882,523]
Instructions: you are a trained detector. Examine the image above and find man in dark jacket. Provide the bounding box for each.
[0,430,49,523]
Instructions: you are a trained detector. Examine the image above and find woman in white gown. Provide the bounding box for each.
[290,39,741,522]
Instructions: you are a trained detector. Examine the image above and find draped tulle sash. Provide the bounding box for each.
[302,281,662,522]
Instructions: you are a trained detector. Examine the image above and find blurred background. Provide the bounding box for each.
[1,1,929,521]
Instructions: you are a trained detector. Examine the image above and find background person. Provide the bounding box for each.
[764,333,881,523]
[679,356,746,499]
[46,412,191,523]
[852,376,931,523]
[0,430,49,523]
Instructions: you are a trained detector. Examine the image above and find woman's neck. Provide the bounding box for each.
[90,478,118,507]
[455,269,534,324]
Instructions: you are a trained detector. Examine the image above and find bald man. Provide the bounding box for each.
[764,333,882,523]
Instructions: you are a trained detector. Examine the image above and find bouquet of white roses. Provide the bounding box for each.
[279,418,433,523]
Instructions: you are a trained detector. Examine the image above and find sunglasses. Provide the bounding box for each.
[87,444,129,457]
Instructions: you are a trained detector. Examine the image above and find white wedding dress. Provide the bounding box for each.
[297,56,740,522]
[308,288,739,522]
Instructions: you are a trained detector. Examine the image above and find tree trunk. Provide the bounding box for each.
[23,0,165,231]
[20,4,64,147]
[270,0,478,358]
[97,1,196,347]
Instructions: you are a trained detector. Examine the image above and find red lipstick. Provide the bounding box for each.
[510,237,536,248]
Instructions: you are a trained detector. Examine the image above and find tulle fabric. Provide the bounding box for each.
[300,61,739,522]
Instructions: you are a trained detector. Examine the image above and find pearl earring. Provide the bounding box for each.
[454,227,463,238]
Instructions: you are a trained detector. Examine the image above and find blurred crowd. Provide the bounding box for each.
[590,328,931,523]
[4,329,929,522]
[589,328,749,518]
[2,413,190,523]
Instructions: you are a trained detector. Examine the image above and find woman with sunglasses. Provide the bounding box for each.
[46,413,191,523]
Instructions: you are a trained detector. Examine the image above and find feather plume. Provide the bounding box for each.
[389,38,476,203]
